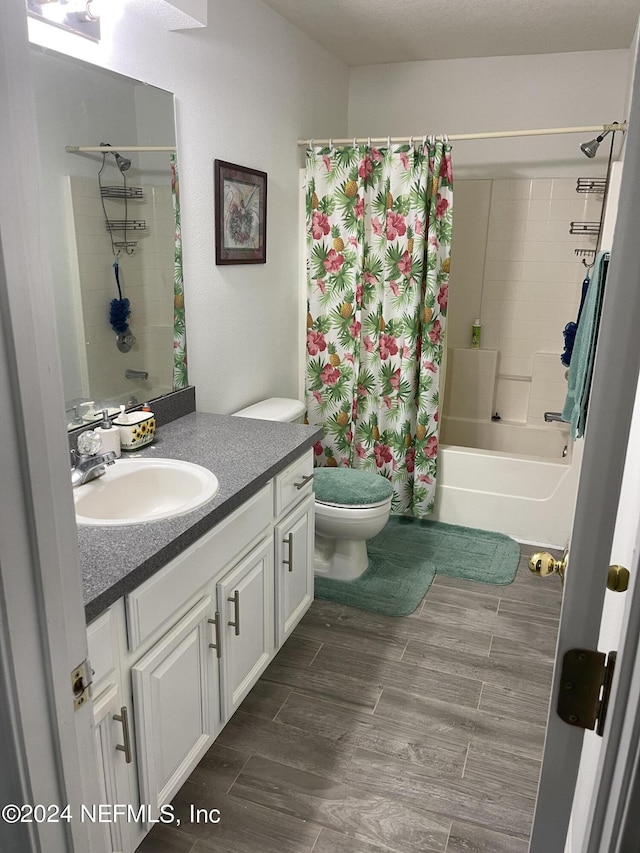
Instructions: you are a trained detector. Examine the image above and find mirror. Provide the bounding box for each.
[28,46,185,429]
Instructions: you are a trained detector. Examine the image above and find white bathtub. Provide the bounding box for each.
[433,418,581,548]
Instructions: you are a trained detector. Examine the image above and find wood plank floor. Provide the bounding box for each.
[139,543,563,853]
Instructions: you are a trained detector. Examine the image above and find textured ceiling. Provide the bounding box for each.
[260,0,638,65]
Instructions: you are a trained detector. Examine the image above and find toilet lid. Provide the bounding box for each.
[313,467,394,507]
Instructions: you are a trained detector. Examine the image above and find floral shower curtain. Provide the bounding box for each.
[304,140,453,517]
[171,153,188,389]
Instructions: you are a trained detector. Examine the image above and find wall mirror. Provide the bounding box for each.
[28,46,186,429]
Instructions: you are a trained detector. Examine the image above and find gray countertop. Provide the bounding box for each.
[80,412,322,623]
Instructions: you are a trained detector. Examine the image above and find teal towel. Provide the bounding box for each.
[562,251,609,439]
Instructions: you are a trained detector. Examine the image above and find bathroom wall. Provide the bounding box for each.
[348,50,629,179]
[29,0,350,416]
[443,176,603,430]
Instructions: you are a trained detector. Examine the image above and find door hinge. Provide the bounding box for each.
[557,648,617,737]
[70,658,93,710]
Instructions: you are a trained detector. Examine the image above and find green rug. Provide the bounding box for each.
[314,516,520,617]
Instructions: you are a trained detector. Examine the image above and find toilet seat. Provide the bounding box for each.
[313,467,394,509]
[315,496,391,510]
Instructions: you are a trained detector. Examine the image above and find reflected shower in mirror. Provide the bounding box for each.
[28,46,185,429]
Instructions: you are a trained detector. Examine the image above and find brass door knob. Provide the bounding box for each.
[607,565,630,593]
[529,551,568,584]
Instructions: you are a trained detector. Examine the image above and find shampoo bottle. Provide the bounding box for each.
[471,318,481,349]
[95,409,121,458]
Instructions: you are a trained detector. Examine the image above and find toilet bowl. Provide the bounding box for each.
[231,398,393,582]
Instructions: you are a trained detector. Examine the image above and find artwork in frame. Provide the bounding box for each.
[214,159,267,264]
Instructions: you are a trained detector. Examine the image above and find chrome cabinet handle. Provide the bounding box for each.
[113,706,132,764]
[283,531,294,572]
[208,612,222,658]
[227,591,240,636]
[294,473,314,490]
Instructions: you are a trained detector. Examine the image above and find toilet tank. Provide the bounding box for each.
[232,397,305,423]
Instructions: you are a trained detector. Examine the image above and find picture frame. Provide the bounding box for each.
[214,159,267,264]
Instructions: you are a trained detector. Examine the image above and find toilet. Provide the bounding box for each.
[232,397,393,581]
[313,467,393,581]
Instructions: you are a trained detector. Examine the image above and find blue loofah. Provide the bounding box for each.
[109,297,131,334]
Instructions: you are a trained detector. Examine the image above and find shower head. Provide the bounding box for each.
[99,142,131,172]
[580,130,612,158]
[114,152,131,172]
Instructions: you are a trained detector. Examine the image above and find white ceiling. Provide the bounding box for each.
[260,0,639,65]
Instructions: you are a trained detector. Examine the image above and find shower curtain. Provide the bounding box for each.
[304,139,453,517]
[171,153,188,389]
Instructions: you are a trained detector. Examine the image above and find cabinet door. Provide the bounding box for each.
[275,493,315,646]
[218,537,273,721]
[92,683,136,853]
[131,596,218,819]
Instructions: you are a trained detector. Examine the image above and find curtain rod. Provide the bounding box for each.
[66,146,176,153]
[297,123,626,146]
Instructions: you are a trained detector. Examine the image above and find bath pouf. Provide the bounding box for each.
[313,468,394,506]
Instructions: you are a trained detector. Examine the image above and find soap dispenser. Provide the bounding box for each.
[95,409,121,458]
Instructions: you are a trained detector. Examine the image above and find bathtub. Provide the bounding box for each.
[433,417,581,548]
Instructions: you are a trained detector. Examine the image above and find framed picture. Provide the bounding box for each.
[214,159,267,264]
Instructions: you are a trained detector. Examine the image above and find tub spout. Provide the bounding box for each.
[544,412,565,423]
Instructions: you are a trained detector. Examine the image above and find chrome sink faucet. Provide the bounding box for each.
[71,430,116,487]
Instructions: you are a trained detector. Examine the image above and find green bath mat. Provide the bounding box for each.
[314,516,520,617]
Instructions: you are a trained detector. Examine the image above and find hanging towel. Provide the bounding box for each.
[560,272,591,368]
[561,251,609,439]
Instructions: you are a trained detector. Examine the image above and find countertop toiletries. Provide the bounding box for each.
[471,318,481,349]
[95,409,121,458]
[114,404,156,451]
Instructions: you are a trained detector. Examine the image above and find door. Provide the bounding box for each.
[0,4,104,851]
[529,32,640,852]
[132,596,218,820]
[217,537,274,720]
[275,493,315,645]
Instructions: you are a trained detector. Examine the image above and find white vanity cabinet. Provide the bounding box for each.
[92,683,137,853]
[131,595,219,819]
[86,448,316,853]
[87,602,139,853]
[217,537,273,719]
[274,493,315,645]
[273,451,315,645]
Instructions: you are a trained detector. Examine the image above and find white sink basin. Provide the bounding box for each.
[74,458,219,526]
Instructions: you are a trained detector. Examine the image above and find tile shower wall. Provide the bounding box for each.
[68,176,174,406]
[480,177,603,424]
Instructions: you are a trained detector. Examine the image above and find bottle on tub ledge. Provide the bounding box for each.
[470,318,482,349]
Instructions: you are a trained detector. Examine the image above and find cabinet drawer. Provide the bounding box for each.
[274,450,314,518]
[127,484,273,650]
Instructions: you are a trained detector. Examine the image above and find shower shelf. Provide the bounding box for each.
[100,186,144,199]
[113,241,138,250]
[105,220,147,232]
[569,221,600,236]
[574,248,596,260]
[576,178,606,194]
